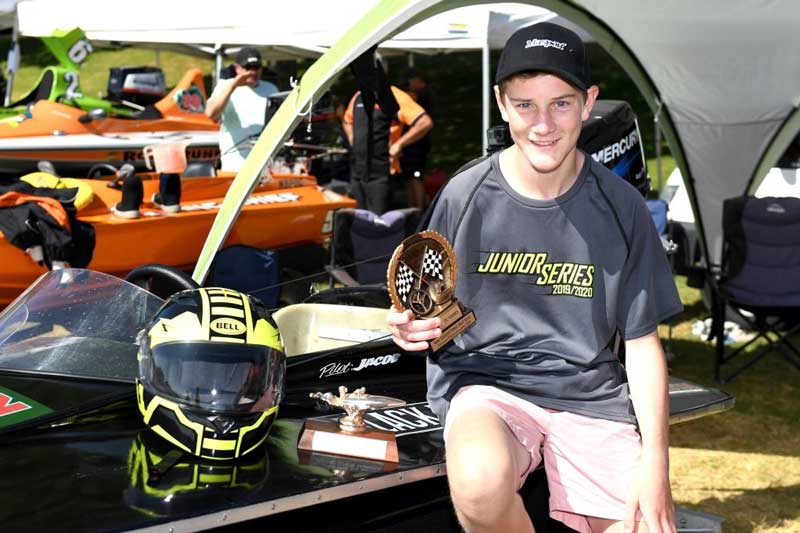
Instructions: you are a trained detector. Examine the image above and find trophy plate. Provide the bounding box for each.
[387,230,475,351]
[297,387,405,463]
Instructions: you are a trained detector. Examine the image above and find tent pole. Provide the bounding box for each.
[4,12,20,106]
[654,99,663,191]
[482,38,490,156]
[214,44,224,87]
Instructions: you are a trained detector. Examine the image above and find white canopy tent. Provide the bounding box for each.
[11,0,581,151]
[13,0,334,60]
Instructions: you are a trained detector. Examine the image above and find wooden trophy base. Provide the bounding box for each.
[297,418,399,463]
[296,448,397,474]
[429,302,476,351]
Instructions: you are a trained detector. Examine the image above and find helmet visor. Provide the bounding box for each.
[140,341,283,415]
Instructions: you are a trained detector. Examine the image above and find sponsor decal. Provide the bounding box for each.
[591,129,639,165]
[64,71,82,99]
[173,84,206,113]
[448,23,469,35]
[0,387,53,428]
[474,252,595,298]
[210,317,247,335]
[611,150,645,182]
[180,192,301,213]
[67,38,93,64]
[123,147,220,162]
[317,401,441,436]
[319,353,401,379]
[0,393,29,417]
[525,38,567,51]
[364,402,441,436]
[633,165,646,184]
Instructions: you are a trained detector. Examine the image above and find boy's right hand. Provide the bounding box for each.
[387,306,442,351]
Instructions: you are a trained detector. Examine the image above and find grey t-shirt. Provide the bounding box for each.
[426,152,682,425]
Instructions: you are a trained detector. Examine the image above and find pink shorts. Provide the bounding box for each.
[444,385,642,533]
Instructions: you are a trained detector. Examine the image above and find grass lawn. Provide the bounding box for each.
[663,276,800,532]
[647,154,676,194]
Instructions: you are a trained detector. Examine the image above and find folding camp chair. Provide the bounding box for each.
[319,207,421,308]
[327,207,422,286]
[710,196,800,383]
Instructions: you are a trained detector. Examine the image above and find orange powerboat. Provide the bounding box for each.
[0,68,220,175]
[0,172,355,306]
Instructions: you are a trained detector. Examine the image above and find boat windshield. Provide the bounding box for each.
[0,269,164,383]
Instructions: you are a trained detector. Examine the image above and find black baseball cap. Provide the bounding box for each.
[495,22,590,90]
[235,47,262,68]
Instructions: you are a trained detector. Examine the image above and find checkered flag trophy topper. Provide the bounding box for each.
[387,230,476,352]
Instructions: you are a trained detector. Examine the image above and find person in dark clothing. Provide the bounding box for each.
[343,51,433,215]
[400,67,435,210]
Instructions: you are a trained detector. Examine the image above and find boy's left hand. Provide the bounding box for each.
[625,451,676,532]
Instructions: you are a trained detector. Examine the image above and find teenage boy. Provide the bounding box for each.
[388,22,680,533]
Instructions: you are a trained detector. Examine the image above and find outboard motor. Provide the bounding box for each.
[579,100,649,196]
[107,66,167,107]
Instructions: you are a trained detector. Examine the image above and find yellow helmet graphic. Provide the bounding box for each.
[137,288,285,460]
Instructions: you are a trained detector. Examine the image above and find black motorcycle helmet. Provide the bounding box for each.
[136,287,285,460]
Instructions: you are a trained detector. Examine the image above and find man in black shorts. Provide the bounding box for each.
[400,68,435,209]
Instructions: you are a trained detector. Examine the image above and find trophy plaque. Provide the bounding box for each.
[297,387,406,462]
[387,230,476,351]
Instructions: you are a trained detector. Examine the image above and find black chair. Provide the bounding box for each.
[312,207,421,308]
[710,196,800,383]
[327,207,421,287]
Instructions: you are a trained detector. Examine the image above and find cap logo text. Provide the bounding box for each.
[525,39,567,51]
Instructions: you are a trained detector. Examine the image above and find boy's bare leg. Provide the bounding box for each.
[446,407,534,533]
[587,517,650,532]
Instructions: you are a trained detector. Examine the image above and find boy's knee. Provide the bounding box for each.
[447,441,518,520]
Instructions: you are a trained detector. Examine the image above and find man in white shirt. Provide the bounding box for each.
[206,47,279,171]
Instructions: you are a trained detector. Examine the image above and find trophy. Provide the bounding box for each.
[387,230,476,351]
[297,386,406,462]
